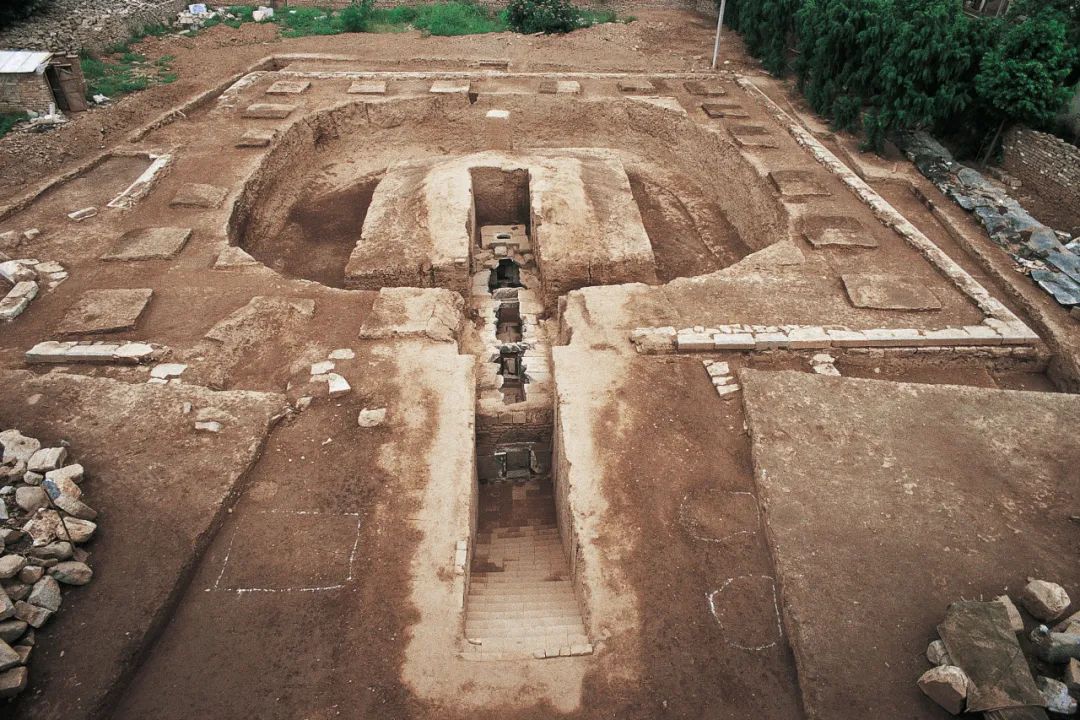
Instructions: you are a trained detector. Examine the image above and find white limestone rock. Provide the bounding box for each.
[917,665,969,715]
[1021,579,1071,621]
[357,408,387,428]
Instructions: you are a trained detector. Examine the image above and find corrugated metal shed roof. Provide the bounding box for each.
[0,51,52,75]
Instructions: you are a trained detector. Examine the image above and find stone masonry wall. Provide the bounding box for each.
[0,0,189,54]
[1001,126,1080,229]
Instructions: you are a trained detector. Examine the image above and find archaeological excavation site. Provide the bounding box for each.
[0,7,1078,720]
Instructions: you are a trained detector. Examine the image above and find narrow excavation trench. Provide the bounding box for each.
[463,176,591,660]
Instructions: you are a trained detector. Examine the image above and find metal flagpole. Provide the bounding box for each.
[711,0,727,70]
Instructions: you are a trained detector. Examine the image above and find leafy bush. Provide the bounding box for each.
[0,113,27,138]
[505,0,579,34]
[339,0,374,32]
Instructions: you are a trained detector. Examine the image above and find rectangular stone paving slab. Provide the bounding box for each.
[265,80,310,95]
[429,80,470,94]
[58,288,153,334]
[538,80,581,94]
[767,170,831,198]
[235,129,276,147]
[169,183,227,209]
[802,215,879,249]
[616,78,655,93]
[241,103,296,119]
[101,227,192,262]
[701,102,749,119]
[729,124,779,148]
[347,80,387,95]
[683,80,725,96]
[842,273,943,311]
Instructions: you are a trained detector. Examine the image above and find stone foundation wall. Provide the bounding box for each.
[1001,127,1080,229]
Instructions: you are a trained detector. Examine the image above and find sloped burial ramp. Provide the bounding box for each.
[938,601,1046,717]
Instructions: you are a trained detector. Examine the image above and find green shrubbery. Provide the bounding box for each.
[724,0,1079,155]
[505,0,578,33]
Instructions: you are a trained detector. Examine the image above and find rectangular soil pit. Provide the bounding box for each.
[617,79,655,93]
[767,170,831,198]
[538,80,581,95]
[471,167,531,245]
[841,273,942,311]
[347,81,387,95]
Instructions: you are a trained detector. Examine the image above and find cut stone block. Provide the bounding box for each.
[842,274,943,311]
[802,216,878,249]
[169,183,227,209]
[265,80,310,95]
[236,129,276,147]
[713,333,755,350]
[101,227,192,262]
[347,80,387,95]
[429,80,470,94]
[701,102,749,119]
[617,79,655,93]
[58,288,153,334]
[676,333,713,352]
[768,170,831,198]
[729,124,778,148]
[684,80,725,96]
[241,103,296,119]
[538,80,581,94]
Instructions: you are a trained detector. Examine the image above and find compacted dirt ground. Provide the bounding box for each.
[0,8,1078,720]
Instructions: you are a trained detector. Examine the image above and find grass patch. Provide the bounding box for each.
[80,49,177,99]
[370,2,507,35]
[194,1,622,38]
[0,112,27,139]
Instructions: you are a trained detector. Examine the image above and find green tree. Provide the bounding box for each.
[865,0,980,148]
[794,0,892,131]
[726,0,799,74]
[974,7,1077,156]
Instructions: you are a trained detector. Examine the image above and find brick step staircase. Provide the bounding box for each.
[464,522,593,661]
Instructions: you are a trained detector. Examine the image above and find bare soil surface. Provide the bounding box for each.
[742,370,1080,720]
[0,370,285,720]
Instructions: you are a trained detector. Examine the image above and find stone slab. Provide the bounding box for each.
[730,124,779,148]
[235,129,275,148]
[169,184,227,209]
[346,80,387,95]
[58,288,153,335]
[538,80,581,95]
[701,102,749,119]
[802,216,878,249]
[683,80,725,96]
[240,103,295,119]
[429,80,470,94]
[842,273,943,311]
[768,170,831,198]
[0,370,285,720]
[741,370,1080,720]
[617,79,655,93]
[100,227,192,262]
[265,80,310,95]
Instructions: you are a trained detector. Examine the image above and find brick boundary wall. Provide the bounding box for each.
[1001,126,1080,229]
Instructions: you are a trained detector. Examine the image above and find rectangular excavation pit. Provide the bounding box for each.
[467,413,592,660]
[801,215,879,249]
[470,167,532,248]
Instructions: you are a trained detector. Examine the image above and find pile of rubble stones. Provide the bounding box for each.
[0,0,187,54]
[919,578,1079,716]
[898,131,1080,309]
[0,429,96,700]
